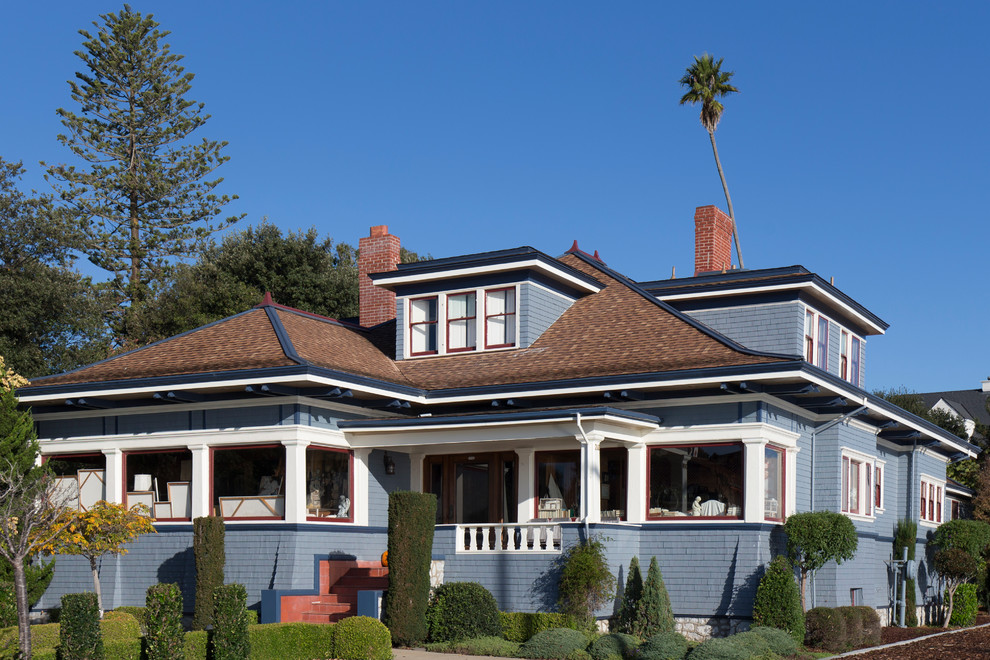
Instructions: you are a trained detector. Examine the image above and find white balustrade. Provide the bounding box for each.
[454,522,562,553]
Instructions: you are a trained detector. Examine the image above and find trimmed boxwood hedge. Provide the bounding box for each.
[746,625,798,656]
[60,592,103,660]
[426,581,501,642]
[332,615,392,660]
[425,635,521,656]
[248,622,335,660]
[637,632,688,660]
[805,607,848,652]
[383,491,436,647]
[193,516,226,631]
[518,627,590,659]
[588,633,639,660]
[500,612,582,643]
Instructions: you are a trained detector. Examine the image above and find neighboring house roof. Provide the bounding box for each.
[919,389,990,427]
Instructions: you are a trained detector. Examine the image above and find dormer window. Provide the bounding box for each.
[406,285,519,357]
[850,336,862,386]
[446,292,477,352]
[410,296,439,355]
[804,311,815,362]
[816,316,829,370]
[485,288,516,349]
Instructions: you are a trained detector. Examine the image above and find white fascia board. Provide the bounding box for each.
[372,259,602,293]
[38,425,347,453]
[642,422,801,449]
[657,282,886,336]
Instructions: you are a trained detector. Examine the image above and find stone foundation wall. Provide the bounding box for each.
[674,616,750,642]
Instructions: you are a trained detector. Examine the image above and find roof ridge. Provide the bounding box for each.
[255,294,368,331]
[559,252,797,362]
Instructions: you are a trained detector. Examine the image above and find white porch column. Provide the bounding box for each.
[353,448,371,526]
[517,448,536,523]
[626,443,647,522]
[742,437,767,523]
[582,433,603,524]
[188,444,210,518]
[410,453,425,492]
[101,447,122,504]
[282,439,309,523]
[785,447,800,517]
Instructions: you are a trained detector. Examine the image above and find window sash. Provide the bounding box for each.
[485,288,516,348]
[816,317,829,370]
[409,297,438,355]
[805,311,815,362]
[850,337,861,386]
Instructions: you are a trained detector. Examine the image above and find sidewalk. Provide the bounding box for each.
[394,648,515,660]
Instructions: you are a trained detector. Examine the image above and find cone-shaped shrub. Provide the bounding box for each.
[633,557,674,637]
[612,556,642,634]
[751,555,804,645]
[384,491,436,646]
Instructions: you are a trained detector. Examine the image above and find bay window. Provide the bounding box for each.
[46,454,106,512]
[305,446,353,521]
[764,446,783,521]
[842,450,879,518]
[212,445,285,519]
[124,449,192,520]
[648,444,743,519]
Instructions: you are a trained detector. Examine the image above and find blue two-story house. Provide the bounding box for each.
[19,206,975,638]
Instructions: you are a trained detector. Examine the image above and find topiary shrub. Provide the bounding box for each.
[248,622,336,660]
[425,581,501,642]
[146,583,184,660]
[804,607,847,652]
[332,615,393,660]
[751,555,804,646]
[685,637,750,660]
[612,556,643,634]
[518,628,590,659]
[746,625,798,656]
[193,516,225,631]
[211,583,249,660]
[633,557,674,638]
[854,606,881,646]
[589,633,639,660]
[637,632,688,660]
[785,511,858,612]
[558,537,614,625]
[500,612,582,642]
[950,583,979,626]
[836,606,863,649]
[383,491,436,647]
[112,606,147,631]
[60,592,103,660]
[100,609,143,658]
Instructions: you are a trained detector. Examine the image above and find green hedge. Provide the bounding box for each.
[518,628,590,660]
[193,516,226,631]
[248,622,335,660]
[332,615,392,660]
[184,630,208,659]
[685,637,753,660]
[746,625,798,656]
[425,635,521,656]
[588,633,639,660]
[805,606,848,652]
[950,584,979,626]
[637,632,688,660]
[60,592,103,660]
[146,583,184,660]
[500,612,582,643]
[384,491,436,647]
[426,582,501,642]
[212,583,249,660]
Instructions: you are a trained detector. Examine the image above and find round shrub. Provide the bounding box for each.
[112,606,148,629]
[100,610,141,639]
[950,583,979,626]
[726,631,772,658]
[854,606,881,646]
[804,607,847,652]
[333,615,393,660]
[746,626,798,656]
[751,556,804,646]
[637,632,688,660]
[519,627,590,659]
[685,637,750,660]
[426,581,501,642]
[566,650,593,660]
[589,633,639,660]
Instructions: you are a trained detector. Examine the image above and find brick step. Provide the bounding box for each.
[309,601,350,615]
[332,577,389,590]
[302,612,334,624]
[343,567,388,578]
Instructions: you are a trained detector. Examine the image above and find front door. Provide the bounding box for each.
[425,452,517,524]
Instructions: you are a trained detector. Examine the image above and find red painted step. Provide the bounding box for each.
[281,558,388,623]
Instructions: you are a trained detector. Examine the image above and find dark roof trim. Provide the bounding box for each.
[565,251,799,362]
[263,306,308,366]
[339,406,660,429]
[641,266,889,333]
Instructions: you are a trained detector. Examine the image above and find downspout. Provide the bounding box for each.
[575,413,591,540]
[809,404,867,609]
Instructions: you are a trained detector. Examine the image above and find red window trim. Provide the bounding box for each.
[408,296,438,356]
[484,287,517,349]
[646,442,744,521]
[765,445,785,522]
[445,291,477,353]
[840,330,849,380]
[210,444,286,521]
[304,445,355,524]
[874,466,882,509]
[805,310,815,363]
[122,448,193,522]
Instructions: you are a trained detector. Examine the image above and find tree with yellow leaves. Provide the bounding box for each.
[42,501,156,614]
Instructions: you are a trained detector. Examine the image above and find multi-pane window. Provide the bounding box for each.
[648,444,744,519]
[805,311,815,362]
[842,451,878,518]
[446,292,477,352]
[920,478,943,524]
[485,288,516,348]
[409,297,438,355]
[840,330,849,380]
[874,464,883,509]
[764,446,783,521]
[850,337,862,386]
[816,316,829,370]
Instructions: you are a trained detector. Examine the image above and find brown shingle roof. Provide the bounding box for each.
[35,309,295,386]
[29,255,787,393]
[395,254,784,390]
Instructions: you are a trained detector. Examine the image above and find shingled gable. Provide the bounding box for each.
[394,251,792,390]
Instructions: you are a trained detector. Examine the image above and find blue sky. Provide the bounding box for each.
[2,2,988,393]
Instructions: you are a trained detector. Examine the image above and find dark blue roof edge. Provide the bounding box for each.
[339,406,661,429]
[565,251,800,362]
[370,246,602,290]
[263,306,309,366]
[641,265,811,289]
[27,307,262,386]
[642,267,889,332]
[18,364,426,399]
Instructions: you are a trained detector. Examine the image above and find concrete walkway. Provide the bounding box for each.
[394,648,516,660]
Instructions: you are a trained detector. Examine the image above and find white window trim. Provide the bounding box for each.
[804,305,863,386]
[840,447,877,521]
[873,458,886,512]
[403,284,520,359]
[919,473,946,528]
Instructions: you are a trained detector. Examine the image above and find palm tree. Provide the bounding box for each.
[679,54,743,268]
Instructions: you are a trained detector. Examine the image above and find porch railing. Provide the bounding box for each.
[454,522,562,553]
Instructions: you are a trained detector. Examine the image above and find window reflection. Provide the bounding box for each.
[648,445,743,519]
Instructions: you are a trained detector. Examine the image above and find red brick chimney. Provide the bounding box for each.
[358,225,401,327]
[694,205,733,275]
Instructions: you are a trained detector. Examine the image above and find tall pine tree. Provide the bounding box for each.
[613,555,643,634]
[46,5,242,315]
[634,556,674,637]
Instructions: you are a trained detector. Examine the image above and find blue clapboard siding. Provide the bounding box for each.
[367,450,411,528]
[519,283,575,348]
[684,302,804,357]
